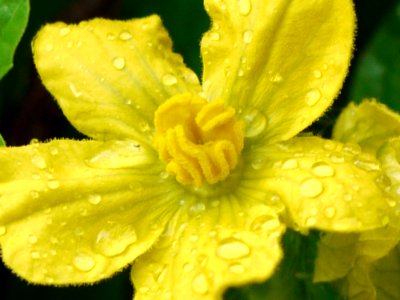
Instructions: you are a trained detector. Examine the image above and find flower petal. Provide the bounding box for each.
[244,136,394,232]
[131,195,285,299]
[334,99,400,155]
[0,139,179,284]
[201,0,354,142]
[33,16,201,145]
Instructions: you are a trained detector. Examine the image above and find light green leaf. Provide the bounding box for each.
[0,134,5,146]
[0,0,29,79]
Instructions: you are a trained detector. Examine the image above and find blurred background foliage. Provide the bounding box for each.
[0,0,399,299]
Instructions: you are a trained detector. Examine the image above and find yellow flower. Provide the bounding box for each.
[315,99,400,300]
[0,1,394,299]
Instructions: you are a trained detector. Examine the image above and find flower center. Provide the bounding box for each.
[153,93,244,187]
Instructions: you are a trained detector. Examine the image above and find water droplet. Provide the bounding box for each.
[271,73,283,83]
[162,74,178,86]
[305,89,321,106]
[300,178,323,198]
[45,44,54,52]
[125,98,132,105]
[329,152,345,163]
[250,214,280,232]
[242,30,253,44]
[238,0,252,15]
[312,162,335,177]
[189,234,199,243]
[243,109,267,138]
[189,202,206,215]
[305,217,317,227]
[183,263,194,273]
[32,156,46,169]
[238,69,244,77]
[73,254,95,271]
[113,58,127,72]
[68,82,83,98]
[192,273,209,294]
[138,286,150,294]
[31,251,41,259]
[342,143,361,155]
[119,30,132,40]
[107,33,116,40]
[50,147,59,155]
[324,207,336,218]
[0,226,6,236]
[47,180,60,189]
[229,263,245,274]
[216,238,250,260]
[88,194,102,205]
[209,31,220,41]
[281,158,298,169]
[59,27,71,36]
[251,158,266,170]
[95,226,137,257]
[28,235,38,244]
[344,193,352,202]
[353,159,380,172]
[313,70,322,78]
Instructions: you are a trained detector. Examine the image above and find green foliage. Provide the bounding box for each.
[0,0,29,79]
[0,133,5,146]
[349,1,400,110]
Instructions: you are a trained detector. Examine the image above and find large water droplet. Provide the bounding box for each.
[112,57,126,70]
[94,225,137,257]
[0,225,6,236]
[192,273,209,294]
[243,109,267,138]
[73,253,95,271]
[162,74,178,86]
[238,0,252,15]
[300,178,323,198]
[31,156,47,169]
[312,162,335,177]
[88,194,102,205]
[242,30,253,44]
[216,237,250,260]
[305,89,321,106]
[209,31,220,41]
[281,158,298,169]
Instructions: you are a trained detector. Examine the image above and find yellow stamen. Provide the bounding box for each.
[153,93,244,186]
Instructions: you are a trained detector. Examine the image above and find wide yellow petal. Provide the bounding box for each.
[0,139,179,284]
[244,136,394,232]
[334,99,400,155]
[201,0,354,143]
[33,16,201,145]
[131,195,285,299]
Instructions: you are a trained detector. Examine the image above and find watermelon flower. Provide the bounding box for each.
[0,1,393,299]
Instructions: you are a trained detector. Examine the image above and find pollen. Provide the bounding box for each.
[153,93,244,186]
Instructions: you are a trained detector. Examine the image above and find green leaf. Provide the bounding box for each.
[349,2,400,111]
[0,0,29,79]
[0,134,5,146]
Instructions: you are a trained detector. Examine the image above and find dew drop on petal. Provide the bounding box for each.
[88,194,102,205]
[119,30,132,40]
[329,152,345,163]
[112,57,126,70]
[31,156,47,169]
[50,147,59,155]
[59,27,71,36]
[229,263,245,274]
[0,226,6,236]
[216,238,250,260]
[250,215,280,232]
[324,207,336,218]
[270,73,283,83]
[192,273,209,294]
[344,193,353,202]
[73,254,95,271]
[238,0,252,15]
[281,158,298,169]
[312,162,335,177]
[243,109,267,138]
[162,74,178,86]
[305,89,321,106]
[45,44,54,52]
[47,180,60,189]
[305,217,317,227]
[209,31,220,41]
[242,30,253,44]
[300,178,323,198]
[313,70,322,78]
[183,263,194,273]
[94,226,137,257]
[31,251,41,259]
[28,235,38,244]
